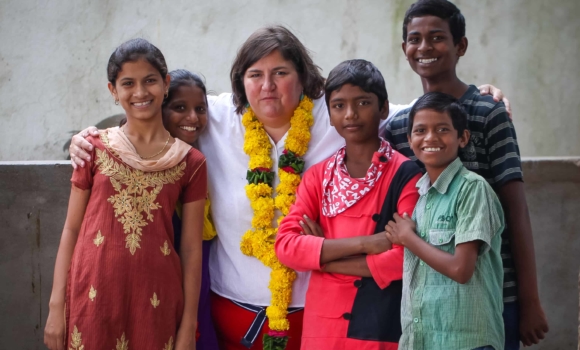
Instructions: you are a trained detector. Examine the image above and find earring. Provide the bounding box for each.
[114,99,119,105]
[164,91,168,99]
[300,91,304,101]
[245,102,250,109]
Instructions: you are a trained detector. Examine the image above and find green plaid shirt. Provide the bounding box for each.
[400,158,505,350]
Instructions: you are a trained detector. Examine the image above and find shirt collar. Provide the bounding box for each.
[458,85,479,103]
[416,157,463,195]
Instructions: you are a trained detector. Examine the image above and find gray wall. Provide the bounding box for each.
[0,158,579,349]
[1,0,579,161]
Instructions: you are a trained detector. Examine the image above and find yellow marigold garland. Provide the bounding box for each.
[240,97,314,344]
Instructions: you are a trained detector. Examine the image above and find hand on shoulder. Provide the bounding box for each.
[70,126,99,169]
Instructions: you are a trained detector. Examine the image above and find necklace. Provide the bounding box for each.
[121,126,170,159]
[240,96,314,348]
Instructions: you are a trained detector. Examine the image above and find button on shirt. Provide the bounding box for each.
[400,158,505,350]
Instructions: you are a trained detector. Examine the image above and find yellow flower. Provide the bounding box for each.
[249,155,274,170]
[240,237,253,256]
[267,316,290,331]
[245,183,273,201]
[278,171,301,189]
[275,195,295,216]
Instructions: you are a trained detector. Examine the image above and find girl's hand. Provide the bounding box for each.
[44,305,65,350]
[299,215,324,237]
[69,126,99,169]
[175,325,196,350]
[385,213,416,246]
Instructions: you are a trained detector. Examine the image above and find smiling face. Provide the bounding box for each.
[408,108,469,178]
[162,84,208,145]
[328,84,388,145]
[403,15,467,81]
[108,59,169,122]
[243,50,303,128]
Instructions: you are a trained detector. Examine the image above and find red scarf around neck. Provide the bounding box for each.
[321,138,393,217]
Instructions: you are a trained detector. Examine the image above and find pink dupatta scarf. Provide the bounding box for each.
[106,127,192,172]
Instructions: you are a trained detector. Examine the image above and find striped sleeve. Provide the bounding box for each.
[484,102,523,188]
[384,109,417,161]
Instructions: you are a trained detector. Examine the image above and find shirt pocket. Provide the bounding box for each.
[427,229,456,276]
[428,228,455,246]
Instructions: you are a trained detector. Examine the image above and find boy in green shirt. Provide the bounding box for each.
[386,92,504,350]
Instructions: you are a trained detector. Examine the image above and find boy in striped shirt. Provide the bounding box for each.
[384,0,548,348]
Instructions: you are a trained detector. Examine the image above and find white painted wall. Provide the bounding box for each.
[0,0,578,160]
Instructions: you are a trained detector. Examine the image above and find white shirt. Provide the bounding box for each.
[199,93,409,307]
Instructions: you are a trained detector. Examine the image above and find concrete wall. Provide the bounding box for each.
[0,158,579,349]
[0,0,579,161]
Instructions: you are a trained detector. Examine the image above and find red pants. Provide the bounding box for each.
[211,292,304,350]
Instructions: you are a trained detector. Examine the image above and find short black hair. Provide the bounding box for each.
[107,38,168,86]
[324,59,388,110]
[163,69,207,108]
[408,91,468,136]
[403,0,466,45]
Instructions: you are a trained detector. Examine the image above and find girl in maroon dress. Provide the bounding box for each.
[44,39,207,350]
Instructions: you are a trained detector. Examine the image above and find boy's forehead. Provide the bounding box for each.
[330,84,374,99]
[407,15,452,34]
[414,109,453,123]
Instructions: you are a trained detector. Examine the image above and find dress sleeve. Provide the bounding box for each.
[181,150,208,204]
[485,102,523,188]
[275,167,324,272]
[366,172,421,289]
[70,136,98,190]
[455,179,505,255]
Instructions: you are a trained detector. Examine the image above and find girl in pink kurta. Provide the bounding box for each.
[276,60,421,349]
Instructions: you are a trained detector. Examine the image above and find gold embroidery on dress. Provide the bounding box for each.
[89,285,97,302]
[99,130,120,158]
[93,230,104,247]
[115,332,129,350]
[160,241,171,256]
[95,144,185,255]
[163,336,174,350]
[150,292,160,308]
[69,325,84,350]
